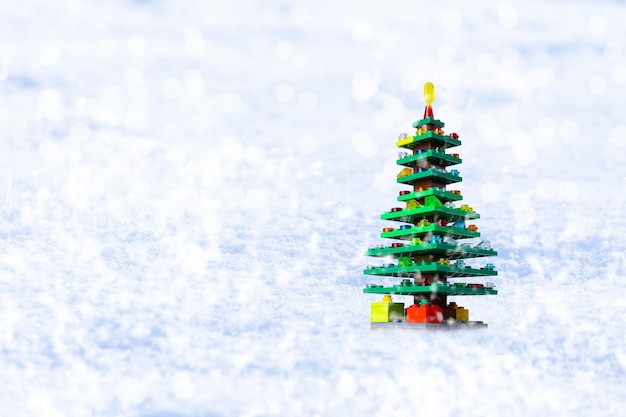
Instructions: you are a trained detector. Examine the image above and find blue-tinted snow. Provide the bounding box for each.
[0,1,625,416]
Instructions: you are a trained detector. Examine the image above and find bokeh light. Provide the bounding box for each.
[588,75,607,95]
[609,126,626,146]
[275,84,294,103]
[352,20,374,42]
[497,1,518,29]
[352,71,378,103]
[298,90,319,110]
[215,91,242,113]
[275,40,294,60]
[38,89,64,123]
[351,132,378,158]
[611,65,626,85]
[162,77,185,99]
[558,120,579,141]
[437,43,456,64]
[184,26,205,54]
[38,45,60,67]
[588,15,608,36]
[183,70,205,97]
[604,39,622,60]
[440,9,462,31]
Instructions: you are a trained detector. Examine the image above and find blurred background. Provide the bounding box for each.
[0,1,625,416]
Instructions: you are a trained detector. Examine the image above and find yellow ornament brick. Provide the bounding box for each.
[370,298,405,322]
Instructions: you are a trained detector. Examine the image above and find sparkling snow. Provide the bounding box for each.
[1,1,625,416]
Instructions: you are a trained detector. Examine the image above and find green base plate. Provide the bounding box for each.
[364,282,498,296]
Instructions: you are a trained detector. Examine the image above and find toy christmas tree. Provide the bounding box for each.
[363,82,498,329]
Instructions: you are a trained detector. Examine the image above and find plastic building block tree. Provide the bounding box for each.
[363,82,498,329]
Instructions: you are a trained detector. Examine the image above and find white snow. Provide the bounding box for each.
[1,1,626,416]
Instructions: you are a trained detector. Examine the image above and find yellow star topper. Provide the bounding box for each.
[422,82,435,119]
[424,82,435,106]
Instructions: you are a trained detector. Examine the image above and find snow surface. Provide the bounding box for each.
[1,1,626,416]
